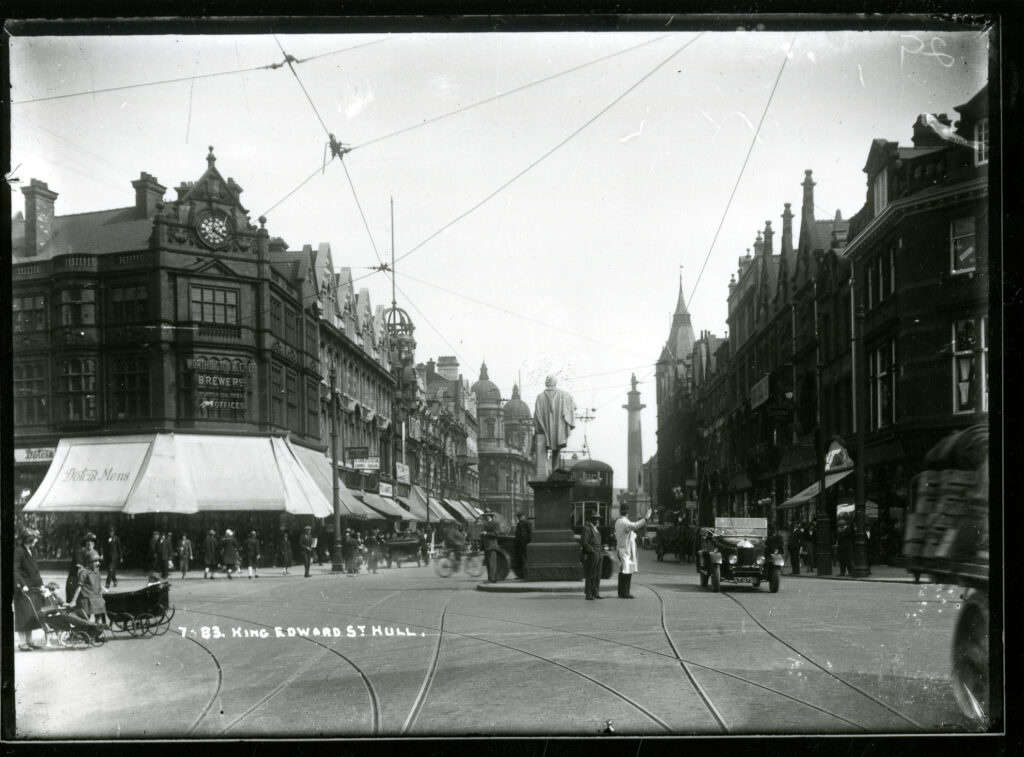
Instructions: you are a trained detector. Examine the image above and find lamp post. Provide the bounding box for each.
[813,281,833,576]
[330,369,345,574]
[851,303,870,577]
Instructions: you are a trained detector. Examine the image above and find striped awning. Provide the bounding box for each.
[357,492,415,521]
[777,469,854,510]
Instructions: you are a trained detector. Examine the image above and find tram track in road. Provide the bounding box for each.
[717,590,927,732]
[180,596,390,736]
[183,636,224,736]
[183,585,909,734]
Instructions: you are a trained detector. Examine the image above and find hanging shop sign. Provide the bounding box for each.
[379,482,394,497]
[749,375,770,409]
[353,457,380,472]
[396,461,411,484]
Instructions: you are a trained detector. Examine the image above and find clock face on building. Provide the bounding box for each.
[196,211,232,248]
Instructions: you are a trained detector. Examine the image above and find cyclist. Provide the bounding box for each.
[442,523,467,571]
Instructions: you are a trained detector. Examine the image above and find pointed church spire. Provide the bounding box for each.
[674,266,690,317]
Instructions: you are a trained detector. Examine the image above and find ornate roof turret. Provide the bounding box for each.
[504,383,531,421]
[470,361,501,405]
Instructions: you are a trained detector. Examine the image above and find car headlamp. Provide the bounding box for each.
[728,554,738,565]
[755,556,765,565]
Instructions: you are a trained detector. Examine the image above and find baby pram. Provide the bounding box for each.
[28,586,107,648]
[105,581,174,637]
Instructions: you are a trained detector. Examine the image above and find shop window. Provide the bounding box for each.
[58,358,97,421]
[111,356,150,420]
[190,285,238,324]
[111,285,148,323]
[950,217,976,274]
[974,119,989,166]
[953,317,987,413]
[14,362,47,425]
[60,287,96,326]
[869,340,896,430]
[13,295,46,332]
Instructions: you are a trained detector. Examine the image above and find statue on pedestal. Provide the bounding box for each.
[534,376,576,475]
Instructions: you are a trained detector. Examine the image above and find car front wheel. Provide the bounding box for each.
[769,566,781,593]
[711,564,721,592]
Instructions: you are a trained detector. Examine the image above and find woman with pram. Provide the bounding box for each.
[71,549,107,624]
[14,527,45,651]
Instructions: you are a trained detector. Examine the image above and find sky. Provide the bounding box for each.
[8,19,991,485]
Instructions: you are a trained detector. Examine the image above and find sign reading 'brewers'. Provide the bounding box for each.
[185,356,252,412]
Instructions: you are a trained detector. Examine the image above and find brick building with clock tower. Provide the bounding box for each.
[11,147,357,561]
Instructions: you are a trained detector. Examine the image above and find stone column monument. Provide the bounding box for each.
[527,376,582,581]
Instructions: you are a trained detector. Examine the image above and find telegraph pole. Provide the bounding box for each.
[330,369,344,574]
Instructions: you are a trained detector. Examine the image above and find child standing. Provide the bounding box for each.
[71,550,106,624]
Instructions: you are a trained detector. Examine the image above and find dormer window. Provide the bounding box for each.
[873,169,888,216]
[974,119,989,166]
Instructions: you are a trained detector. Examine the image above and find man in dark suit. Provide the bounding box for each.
[300,525,315,578]
[513,512,532,578]
[480,512,501,583]
[581,511,604,600]
[105,527,122,588]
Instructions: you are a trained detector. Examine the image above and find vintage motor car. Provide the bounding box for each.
[697,517,783,592]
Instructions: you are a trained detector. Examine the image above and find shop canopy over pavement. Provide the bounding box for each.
[357,492,415,521]
[23,434,333,517]
[289,443,375,519]
[395,494,429,521]
[410,485,453,522]
[776,469,854,510]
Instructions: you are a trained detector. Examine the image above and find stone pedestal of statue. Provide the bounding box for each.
[524,474,582,581]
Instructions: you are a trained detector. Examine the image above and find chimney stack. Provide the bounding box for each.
[131,172,166,218]
[437,356,459,381]
[268,237,288,254]
[912,113,952,147]
[21,179,59,257]
[763,220,774,256]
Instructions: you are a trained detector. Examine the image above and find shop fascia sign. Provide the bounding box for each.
[16,447,56,463]
[354,457,380,471]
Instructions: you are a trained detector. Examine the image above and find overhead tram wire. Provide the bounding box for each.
[351,33,677,153]
[392,32,705,270]
[12,36,392,105]
[393,281,468,370]
[341,160,384,267]
[257,34,680,241]
[685,34,797,311]
[273,35,332,138]
[399,270,651,360]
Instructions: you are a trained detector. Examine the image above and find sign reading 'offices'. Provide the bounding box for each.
[184,356,253,413]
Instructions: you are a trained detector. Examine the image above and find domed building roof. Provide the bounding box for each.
[470,362,501,405]
[570,458,613,473]
[503,384,531,422]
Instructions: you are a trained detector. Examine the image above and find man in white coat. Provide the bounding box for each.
[614,503,652,598]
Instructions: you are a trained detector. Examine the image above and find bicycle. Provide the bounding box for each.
[432,548,484,578]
